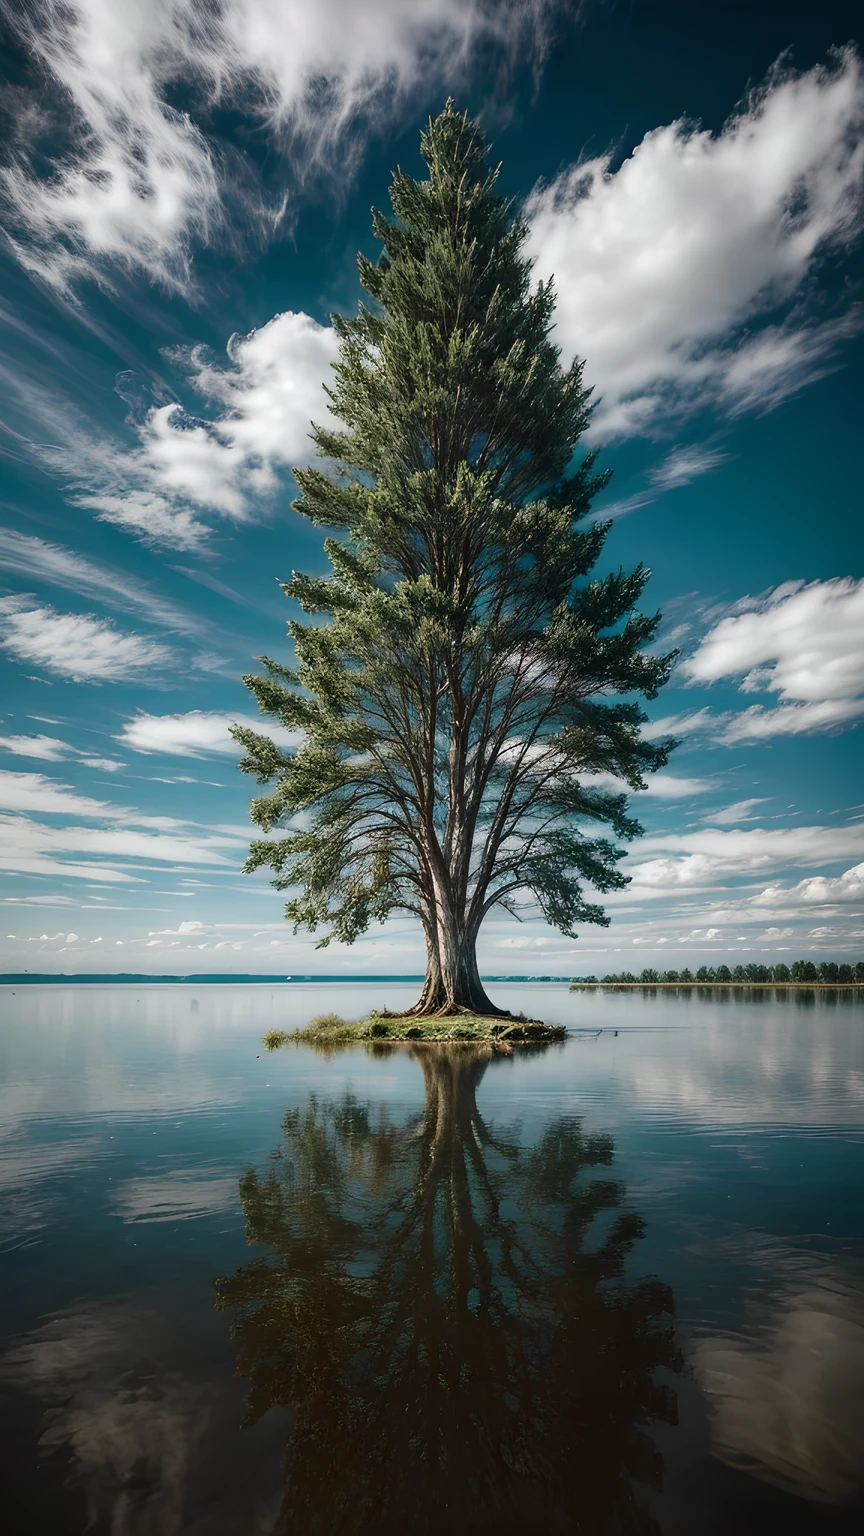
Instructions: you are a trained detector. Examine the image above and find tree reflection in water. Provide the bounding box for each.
[215,1045,680,1535]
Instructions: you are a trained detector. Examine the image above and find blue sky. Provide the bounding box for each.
[0,0,862,976]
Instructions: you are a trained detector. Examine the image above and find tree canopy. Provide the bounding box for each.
[234,102,675,1013]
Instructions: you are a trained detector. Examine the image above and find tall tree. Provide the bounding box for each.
[234,103,675,1015]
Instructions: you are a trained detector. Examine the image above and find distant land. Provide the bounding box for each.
[0,973,574,986]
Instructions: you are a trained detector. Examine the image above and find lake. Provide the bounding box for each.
[1,983,862,1534]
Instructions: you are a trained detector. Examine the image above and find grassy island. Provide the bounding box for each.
[264,1011,566,1050]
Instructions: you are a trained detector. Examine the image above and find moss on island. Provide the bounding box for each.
[263,1010,566,1050]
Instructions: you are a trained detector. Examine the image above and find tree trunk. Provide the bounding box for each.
[407,916,506,1017]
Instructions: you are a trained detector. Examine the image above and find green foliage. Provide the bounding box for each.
[236,103,675,993]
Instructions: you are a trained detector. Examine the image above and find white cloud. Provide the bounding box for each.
[0,598,172,682]
[41,312,339,549]
[0,767,251,885]
[179,310,340,472]
[0,528,205,633]
[703,798,770,825]
[0,734,69,762]
[0,735,126,773]
[0,770,113,817]
[638,772,715,799]
[149,920,206,935]
[118,709,302,757]
[640,708,715,741]
[525,50,864,435]
[1,0,556,292]
[721,699,864,741]
[0,811,242,881]
[628,826,864,891]
[582,770,714,798]
[684,578,864,739]
[751,863,864,910]
[649,445,730,490]
[73,492,211,553]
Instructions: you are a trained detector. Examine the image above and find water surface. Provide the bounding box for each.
[1,983,862,1533]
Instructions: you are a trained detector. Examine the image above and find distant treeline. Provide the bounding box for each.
[571,960,864,986]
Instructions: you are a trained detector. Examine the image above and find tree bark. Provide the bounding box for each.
[406,913,506,1017]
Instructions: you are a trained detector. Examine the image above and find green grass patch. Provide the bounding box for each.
[263,1009,566,1050]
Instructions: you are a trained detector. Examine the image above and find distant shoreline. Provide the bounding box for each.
[2,973,564,986]
[2,974,861,988]
[569,981,863,989]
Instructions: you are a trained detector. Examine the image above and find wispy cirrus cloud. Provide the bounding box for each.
[525,49,864,435]
[0,0,564,293]
[0,770,118,817]
[649,444,731,490]
[627,824,864,893]
[117,709,302,757]
[0,597,173,682]
[0,768,249,882]
[0,528,206,633]
[0,733,69,762]
[0,734,126,773]
[641,708,716,742]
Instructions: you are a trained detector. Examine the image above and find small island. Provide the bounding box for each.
[264,1010,567,1050]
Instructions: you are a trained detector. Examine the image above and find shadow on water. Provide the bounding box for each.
[215,1043,681,1535]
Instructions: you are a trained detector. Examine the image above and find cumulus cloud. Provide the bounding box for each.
[0,597,173,682]
[684,578,864,738]
[178,311,340,471]
[0,0,559,292]
[117,709,302,757]
[78,756,126,772]
[525,50,864,435]
[750,862,864,911]
[38,312,340,549]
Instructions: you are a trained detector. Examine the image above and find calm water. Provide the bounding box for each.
[1,983,862,1535]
